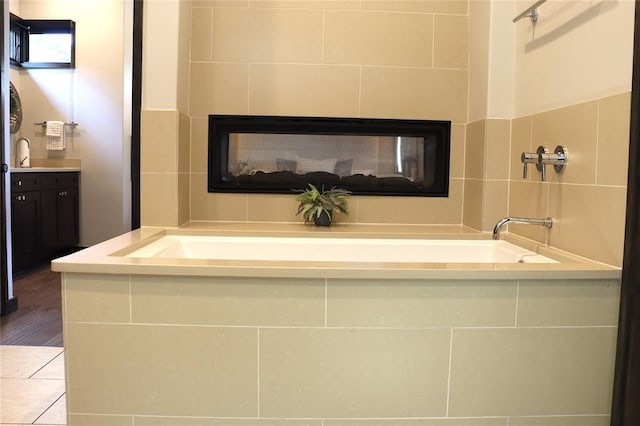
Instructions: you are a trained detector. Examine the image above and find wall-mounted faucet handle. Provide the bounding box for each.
[538,145,568,176]
[521,152,538,178]
[536,146,548,181]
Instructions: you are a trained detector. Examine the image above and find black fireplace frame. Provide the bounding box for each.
[208,115,451,197]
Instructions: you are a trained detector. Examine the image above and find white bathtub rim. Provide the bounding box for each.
[49,227,621,280]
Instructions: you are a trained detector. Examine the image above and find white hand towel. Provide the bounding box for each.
[46,120,65,150]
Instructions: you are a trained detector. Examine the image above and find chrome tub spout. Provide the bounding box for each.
[492,216,553,240]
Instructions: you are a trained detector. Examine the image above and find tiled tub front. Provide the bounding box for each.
[62,273,619,426]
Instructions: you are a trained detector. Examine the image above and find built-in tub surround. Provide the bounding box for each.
[53,224,620,425]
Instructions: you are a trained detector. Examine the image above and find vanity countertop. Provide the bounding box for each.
[11,167,81,173]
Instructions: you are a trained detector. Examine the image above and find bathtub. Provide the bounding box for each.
[125,234,557,264]
[52,225,621,425]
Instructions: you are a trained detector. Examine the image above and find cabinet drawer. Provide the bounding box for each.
[41,172,79,189]
[11,173,40,192]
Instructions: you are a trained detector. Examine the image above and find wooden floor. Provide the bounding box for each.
[0,266,63,347]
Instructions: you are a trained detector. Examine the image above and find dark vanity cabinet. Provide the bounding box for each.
[10,171,80,273]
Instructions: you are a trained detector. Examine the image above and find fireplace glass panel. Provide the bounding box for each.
[209,115,450,196]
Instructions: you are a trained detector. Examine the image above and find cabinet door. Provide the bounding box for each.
[57,187,79,248]
[41,188,79,254]
[40,189,58,252]
[11,191,40,272]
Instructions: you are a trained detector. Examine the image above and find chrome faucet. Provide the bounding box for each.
[492,216,553,240]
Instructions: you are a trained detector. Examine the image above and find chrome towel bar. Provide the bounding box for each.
[34,121,78,129]
[513,0,548,23]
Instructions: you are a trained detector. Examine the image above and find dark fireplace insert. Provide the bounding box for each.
[208,115,451,197]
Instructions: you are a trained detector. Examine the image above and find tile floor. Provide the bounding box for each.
[0,345,66,425]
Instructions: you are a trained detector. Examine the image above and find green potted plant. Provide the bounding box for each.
[295,184,350,226]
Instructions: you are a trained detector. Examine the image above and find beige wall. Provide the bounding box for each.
[142,0,470,226]
[468,0,515,121]
[513,0,633,116]
[140,0,634,266]
[505,0,634,266]
[462,91,630,267]
[140,0,191,226]
[463,118,510,232]
[508,92,630,267]
[462,1,633,266]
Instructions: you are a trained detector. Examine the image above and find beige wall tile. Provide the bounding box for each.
[483,180,509,232]
[361,67,467,123]
[462,178,483,231]
[324,11,433,67]
[245,193,354,224]
[485,119,511,180]
[68,415,133,426]
[531,101,598,184]
[249,64,360,117]
[211,8,322,63]
[260,328,450,417]
[434,14,468,69]
[178,173,190,225]
[450,124,465,179]
[507,181,549,243]
[141,173,178,226]
[548,183,626,266]
[190,117,208,174]
[510,116,533,181]
[141,110,178,173]
[178,112,191,174]
[65,274,130,323]
[449,327,617,416]
[131,275,324,326]
[250,0,359,9]
[508,416,610,426]
[191,8,212,62]
[361,0,468,14]
[597,92,631,186]
[190,173,248,221]
[189,63,249,117]
[326,420,507,426]
[136,419,321,426]
[66,323,257,416]
[517,279,620,327]
[356,178,463,224]
[327,279,517,327]
[248,193,304,223]
[465,120,485,180]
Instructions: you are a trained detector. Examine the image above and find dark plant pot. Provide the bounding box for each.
[314,210,332,226]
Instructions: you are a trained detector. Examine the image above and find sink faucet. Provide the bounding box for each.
[492,216,553,240]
